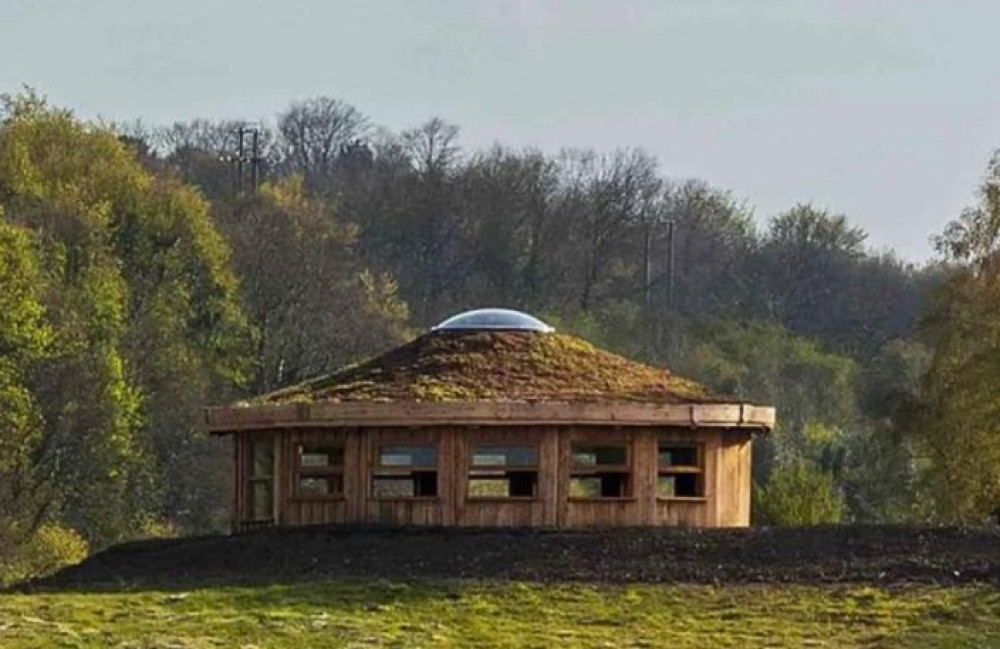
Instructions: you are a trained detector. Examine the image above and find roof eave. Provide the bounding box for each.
[203,400,776,434]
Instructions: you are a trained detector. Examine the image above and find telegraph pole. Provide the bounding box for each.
[250,128,260,191]
[229,124,262,193]
[236,128,245,192]
[666,219,676,310]
[643,218,652,308]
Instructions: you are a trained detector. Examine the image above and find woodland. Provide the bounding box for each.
[3,89,1000,582]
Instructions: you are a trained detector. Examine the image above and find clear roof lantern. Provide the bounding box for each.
[431,308,555,333]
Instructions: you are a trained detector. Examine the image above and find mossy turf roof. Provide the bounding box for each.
[257,331,723,405]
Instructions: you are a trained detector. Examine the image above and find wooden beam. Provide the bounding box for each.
[204,401,776,434]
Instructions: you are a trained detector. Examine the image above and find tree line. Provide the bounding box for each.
[1,90,997,581]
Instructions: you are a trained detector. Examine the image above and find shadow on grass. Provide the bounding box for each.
[8,523,1000,595]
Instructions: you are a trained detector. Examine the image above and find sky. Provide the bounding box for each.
[3,0,1000,262]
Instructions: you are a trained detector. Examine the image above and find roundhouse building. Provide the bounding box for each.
[205,309,775,531]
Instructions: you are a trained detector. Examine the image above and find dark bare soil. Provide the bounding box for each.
[19,524,1000,591]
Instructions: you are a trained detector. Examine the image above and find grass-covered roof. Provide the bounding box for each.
[256,331,723,405]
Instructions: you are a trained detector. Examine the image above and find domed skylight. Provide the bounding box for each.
[431,308,555,333]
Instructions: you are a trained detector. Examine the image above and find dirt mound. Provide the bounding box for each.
[21,525,1000,591]
[253,331,719,404]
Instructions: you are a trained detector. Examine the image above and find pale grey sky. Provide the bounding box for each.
[3,0,999,262]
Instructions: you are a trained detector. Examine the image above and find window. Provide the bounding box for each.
[569,444,630,498]
[468,445,539,499]
[658,443,704,498]
[247,435,274,521]
[371,445,438,498]
[294,444,344,498]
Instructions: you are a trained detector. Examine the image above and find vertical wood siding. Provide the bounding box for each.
[232,425,756,530]
[362,427,451,526]
[278,428,351,526]
[716,430,754,527]
[454,427,556,527]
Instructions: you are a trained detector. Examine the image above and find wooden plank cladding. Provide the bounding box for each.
[232,425,758,531]
[206,401,776,433]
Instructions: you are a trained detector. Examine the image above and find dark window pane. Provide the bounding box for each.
[599,472,629,497]
[508,471,537,497]
[659,446,698,468]
[298,475,343,497]
[658,473,701,498]
[380,445,436,467]
[251,439,273,478]
[572,445,627,467]
[471,446,538,467]
[300,446,344,467]
[413,471,438,496]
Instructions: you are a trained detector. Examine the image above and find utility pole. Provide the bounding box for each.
[250,128,260,191]
[236,128,245,192]
[228,124,262,193]
[666,219,676,310]
[643,218,652,308]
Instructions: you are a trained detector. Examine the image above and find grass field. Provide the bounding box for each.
[2,581,999,648]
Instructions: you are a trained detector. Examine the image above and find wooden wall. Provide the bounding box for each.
[232,424,756,531]
[717,431,754,527]
[364,427,453,526]
[454,426,558,527]
[280,429,354,526]
[652,428,720,528]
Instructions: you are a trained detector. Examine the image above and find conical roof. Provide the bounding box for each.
[256,330,723,405]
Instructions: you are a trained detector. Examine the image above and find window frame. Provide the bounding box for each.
[291,443,346,501]
[657,442,706,501]
[370,443,440,501]
[568,442,633,501]
[245,433,275,523]
[466,443,541,501]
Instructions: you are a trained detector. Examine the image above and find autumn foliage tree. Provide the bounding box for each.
[912,154,1000,523]
[0,91,250,548]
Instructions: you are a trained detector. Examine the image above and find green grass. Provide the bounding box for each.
[1,581,999,648]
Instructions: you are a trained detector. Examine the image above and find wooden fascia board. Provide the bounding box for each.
[204,401,775,434]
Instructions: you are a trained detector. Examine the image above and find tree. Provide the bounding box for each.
[660,181,758,319]
[276,97,369,190]
[555,149,661,312]
[0,216,53,567]
[1,93,150,544]
[0,91,251,542]
[116,177,252,532]
[911,151,1000,523]
[217,176,410,393]
[455,147,560,311]
[759,206,866,338]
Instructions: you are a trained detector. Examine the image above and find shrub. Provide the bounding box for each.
[0,524,89,586]
[754,461,844,526]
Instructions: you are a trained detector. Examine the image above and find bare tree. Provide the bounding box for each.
[276,97,369,186]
